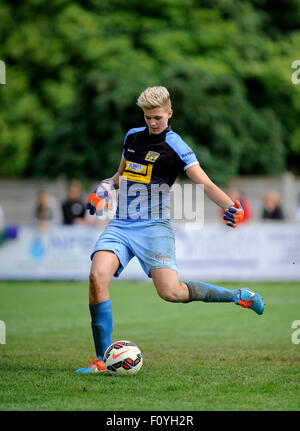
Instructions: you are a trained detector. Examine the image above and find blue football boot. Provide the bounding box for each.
[75,357,108,374]
[235,288,264,315]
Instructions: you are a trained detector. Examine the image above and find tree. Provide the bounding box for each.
[0,0,299,183]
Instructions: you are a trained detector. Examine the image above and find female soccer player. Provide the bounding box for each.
[76,86,264,373]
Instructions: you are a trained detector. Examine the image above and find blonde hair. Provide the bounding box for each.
[137,86,171,111]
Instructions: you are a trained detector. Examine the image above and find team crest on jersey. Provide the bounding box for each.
[145,151,160,163]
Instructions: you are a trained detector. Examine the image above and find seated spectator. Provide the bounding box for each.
[62,180,87,225]
[0,204,5,244]
[262,190,285,220]
[220,187,252,223]
[295,191,300,221]
[33,190,62,229]
[0,204,4,232]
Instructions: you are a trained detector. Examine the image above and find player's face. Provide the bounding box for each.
[144,106,173,135]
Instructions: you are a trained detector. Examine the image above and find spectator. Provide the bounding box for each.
[0,204,4,231]
[262,190,285,220]
[62,180,87,225]
[220,187,252,223]
[295,191,300,221]
[0,204,5,244]
[33,190,62,229]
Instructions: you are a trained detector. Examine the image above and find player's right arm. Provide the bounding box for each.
[87,127,140,215]
[98,126,145,189]
[101,157,126,190]
[86,157,125,215]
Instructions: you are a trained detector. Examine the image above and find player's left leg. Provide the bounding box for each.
[151,268,239,303]
[184,280,264,314]
[151,268,264,314]
[151,268,189,302]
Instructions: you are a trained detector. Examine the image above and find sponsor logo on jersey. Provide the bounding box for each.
[128,162,144,172]
[145,151,160,162]
[122,160,153,184]
[128,148,135,153]
[181,151,194,158]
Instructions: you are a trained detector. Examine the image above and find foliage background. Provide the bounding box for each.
[0,0,299,184]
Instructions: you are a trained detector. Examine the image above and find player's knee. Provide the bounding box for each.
[157,284,181,303]
[89,268,109,296]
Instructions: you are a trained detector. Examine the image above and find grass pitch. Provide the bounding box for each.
[0,281,300,411]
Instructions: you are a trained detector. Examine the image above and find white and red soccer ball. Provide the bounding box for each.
[103,340,143,376]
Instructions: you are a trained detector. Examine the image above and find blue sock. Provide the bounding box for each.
[185,280,240,303]
[89,299,113,360]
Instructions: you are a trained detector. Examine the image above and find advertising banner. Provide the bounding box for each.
[0,224,299,281]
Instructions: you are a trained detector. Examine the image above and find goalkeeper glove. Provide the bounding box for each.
[86,183,113,216]
[223,200,244,228]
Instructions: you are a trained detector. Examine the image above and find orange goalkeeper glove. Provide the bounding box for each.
[86,183,113,216]
[223,200,244,228]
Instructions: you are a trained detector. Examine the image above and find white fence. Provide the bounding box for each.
[0,223,299,281]
[1,172,300,225]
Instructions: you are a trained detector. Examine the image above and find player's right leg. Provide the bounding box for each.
[75,250,120,374]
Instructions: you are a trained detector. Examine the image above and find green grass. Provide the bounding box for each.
[0,281,300,411]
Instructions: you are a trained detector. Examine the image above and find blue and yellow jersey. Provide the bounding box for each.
[116,126,199,220]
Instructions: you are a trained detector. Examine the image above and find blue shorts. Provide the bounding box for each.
[91,218,177,278]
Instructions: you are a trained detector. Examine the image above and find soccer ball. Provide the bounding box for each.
[103,340,143,376]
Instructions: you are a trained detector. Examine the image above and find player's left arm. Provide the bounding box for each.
[185,164,244,228]
[186,164,232,209]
